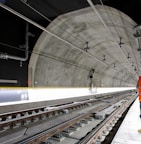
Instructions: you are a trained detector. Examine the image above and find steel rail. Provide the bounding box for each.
[16,104,110,144]
[0,91,134,130]
[78,96,136,144]
[0,102,88,128]
[15,94,135,144]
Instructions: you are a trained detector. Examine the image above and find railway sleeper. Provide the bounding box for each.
[61,129,74,136]
[51,133,65,142]
[68,125,80,131]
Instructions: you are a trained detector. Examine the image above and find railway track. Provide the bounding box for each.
[78,97,135,144]
[0,90,137,144]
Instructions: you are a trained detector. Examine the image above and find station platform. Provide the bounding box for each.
[0,87,135,114]
[112,98,141,144]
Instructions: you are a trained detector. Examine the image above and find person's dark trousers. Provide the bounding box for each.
[140,102,141,118]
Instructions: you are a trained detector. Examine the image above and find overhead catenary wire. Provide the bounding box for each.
[0,41,90,71]
[96,1,139,80]
[99,0,141,76]
[21,0,52,23]
[20,0,92,58]
[87,0,138,80]
[0,2,136,83]
[87,0,138,79]
[20,0,136,79]
[82,0,137,82]
[0,2,109,67]
[20,0,88,45]
[2,1,131,83]
[0,41,128,83]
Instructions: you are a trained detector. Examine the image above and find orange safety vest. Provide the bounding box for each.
[139,96,141,102]
[138,89,141,102]
[137,76,141,102]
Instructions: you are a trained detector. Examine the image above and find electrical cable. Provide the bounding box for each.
[0,41,90,71]
[0,2,110,67]
[100,0,140,75]
[20,0,132,77]
[87,0,138,81]
[84,2,136,84]
[0,41,129,84]
[20,0,127,68]
[0,2,136,85]
[100,0,140,80]
[101,0,140,76]
[20,0,85,44]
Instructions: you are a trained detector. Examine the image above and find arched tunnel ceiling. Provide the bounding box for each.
[29,5,139,87]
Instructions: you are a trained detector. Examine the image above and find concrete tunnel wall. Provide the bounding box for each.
[28,5,137,87]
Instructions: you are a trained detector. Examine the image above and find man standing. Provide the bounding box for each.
[137,76,141,117]
[137,76,141,133]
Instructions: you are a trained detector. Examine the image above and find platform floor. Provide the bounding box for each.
[112,98,141,144]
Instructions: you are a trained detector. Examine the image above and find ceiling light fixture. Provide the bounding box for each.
[119,37,124,47]
[114,63,116,68]
[103,55,106,61]
[134,67,137,71]
[127,53,131,60]
[84,41,90,52]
